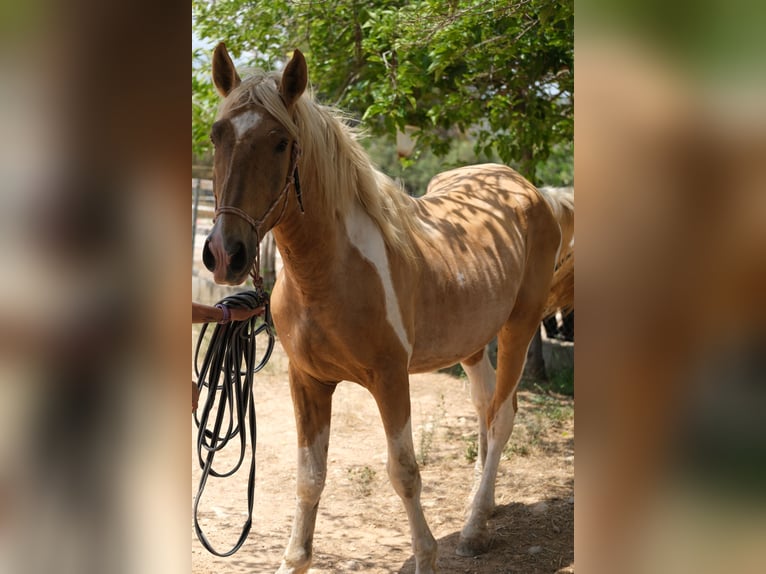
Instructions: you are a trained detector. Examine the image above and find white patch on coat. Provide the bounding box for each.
[296,426,330,501]
[345,203,413,360]
[419,219,441,238]
[387,418,437,565]
[231,110,263,141]
[390,418,414,458]
[281,425,330,571]
[462,351,495,415]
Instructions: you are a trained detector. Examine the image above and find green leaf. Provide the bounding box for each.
[192,0,573,174]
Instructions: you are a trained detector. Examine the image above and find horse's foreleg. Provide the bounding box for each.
[373,373,437,574]
[277,365,336,574]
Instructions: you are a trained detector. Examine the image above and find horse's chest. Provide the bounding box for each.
[276,310,376,382]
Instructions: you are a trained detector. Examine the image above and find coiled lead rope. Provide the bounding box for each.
[193,289,274,556]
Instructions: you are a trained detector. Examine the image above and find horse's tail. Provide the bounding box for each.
[543,250,574,317]
[538,186,575,317]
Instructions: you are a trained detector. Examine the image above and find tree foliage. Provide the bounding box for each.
[192,0,573,180]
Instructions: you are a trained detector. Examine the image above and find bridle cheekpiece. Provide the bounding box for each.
[213,141,303,284]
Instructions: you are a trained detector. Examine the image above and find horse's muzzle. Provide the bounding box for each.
[203,232,251,285]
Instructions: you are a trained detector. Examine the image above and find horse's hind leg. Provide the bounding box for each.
[461,348,496,486]
[277,364,336,574]
[457,248,558,557]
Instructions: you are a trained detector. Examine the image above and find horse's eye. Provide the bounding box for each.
[276,139,289,153]
[210,120,226,147]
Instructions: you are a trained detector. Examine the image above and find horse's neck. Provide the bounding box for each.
[271,185,345,292]
[272,144,387,294]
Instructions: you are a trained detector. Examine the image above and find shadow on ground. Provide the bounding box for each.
[396,493,574,574]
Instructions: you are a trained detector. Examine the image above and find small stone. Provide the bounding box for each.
[528,545,543,555]
[530,501,548,515]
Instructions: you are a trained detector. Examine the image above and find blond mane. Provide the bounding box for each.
[219,70,421,259]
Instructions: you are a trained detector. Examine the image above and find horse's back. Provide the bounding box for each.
[405,164,559,372]
[414,163,550,255]
[425,163,537,203]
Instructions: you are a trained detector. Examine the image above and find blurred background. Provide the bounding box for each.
[576,1,766,572]
[0,0,188,572]
[0,0,763,572]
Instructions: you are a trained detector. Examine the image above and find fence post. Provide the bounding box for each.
[192,178,201,267]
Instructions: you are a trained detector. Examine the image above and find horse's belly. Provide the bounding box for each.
[407,296,514,373]
[406,231,526,372]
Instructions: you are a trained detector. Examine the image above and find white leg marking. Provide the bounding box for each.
[462,351,496,472]
[458,394,517,556]
[278,426,330,574]
[387,419,437,574]
[345,203,412,359]
[296,426,330,503]
[230,110,263,141]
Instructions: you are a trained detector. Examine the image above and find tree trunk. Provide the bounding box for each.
[524,328,548,381]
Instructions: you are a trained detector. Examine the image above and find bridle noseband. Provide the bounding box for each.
[213,141,303,284]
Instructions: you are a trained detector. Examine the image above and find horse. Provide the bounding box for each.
[201,44,574,574]
[538,185,575,334]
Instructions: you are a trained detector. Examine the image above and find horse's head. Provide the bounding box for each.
[203,43,307,285]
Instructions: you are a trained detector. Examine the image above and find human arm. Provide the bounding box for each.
[192,301,265,324]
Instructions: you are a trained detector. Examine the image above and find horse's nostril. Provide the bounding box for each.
[202,239,216,272]
[229,241,248,274]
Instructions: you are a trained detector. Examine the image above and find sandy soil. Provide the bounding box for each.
[192,337,574,574]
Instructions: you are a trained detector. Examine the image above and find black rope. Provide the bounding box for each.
[192,289,275,556]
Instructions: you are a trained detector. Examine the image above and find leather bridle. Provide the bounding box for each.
[213,142,303,283]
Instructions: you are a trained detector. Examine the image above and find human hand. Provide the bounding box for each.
[229,305,265,322]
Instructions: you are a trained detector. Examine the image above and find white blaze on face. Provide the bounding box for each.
[345,203,413,360]
[231,110,263,141]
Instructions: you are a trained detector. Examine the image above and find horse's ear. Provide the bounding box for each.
[280,49,307,109]
[212,42,241,97]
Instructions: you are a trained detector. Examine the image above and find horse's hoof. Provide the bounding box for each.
[415,546,439,574]
[275,560,309,574]
[456,533,489,557]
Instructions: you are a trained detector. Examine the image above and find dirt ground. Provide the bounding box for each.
[191,335,574,574]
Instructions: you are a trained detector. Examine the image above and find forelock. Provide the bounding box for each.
[217,70,300,140]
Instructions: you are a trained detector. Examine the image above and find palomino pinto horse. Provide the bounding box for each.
[202,44,573,574]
